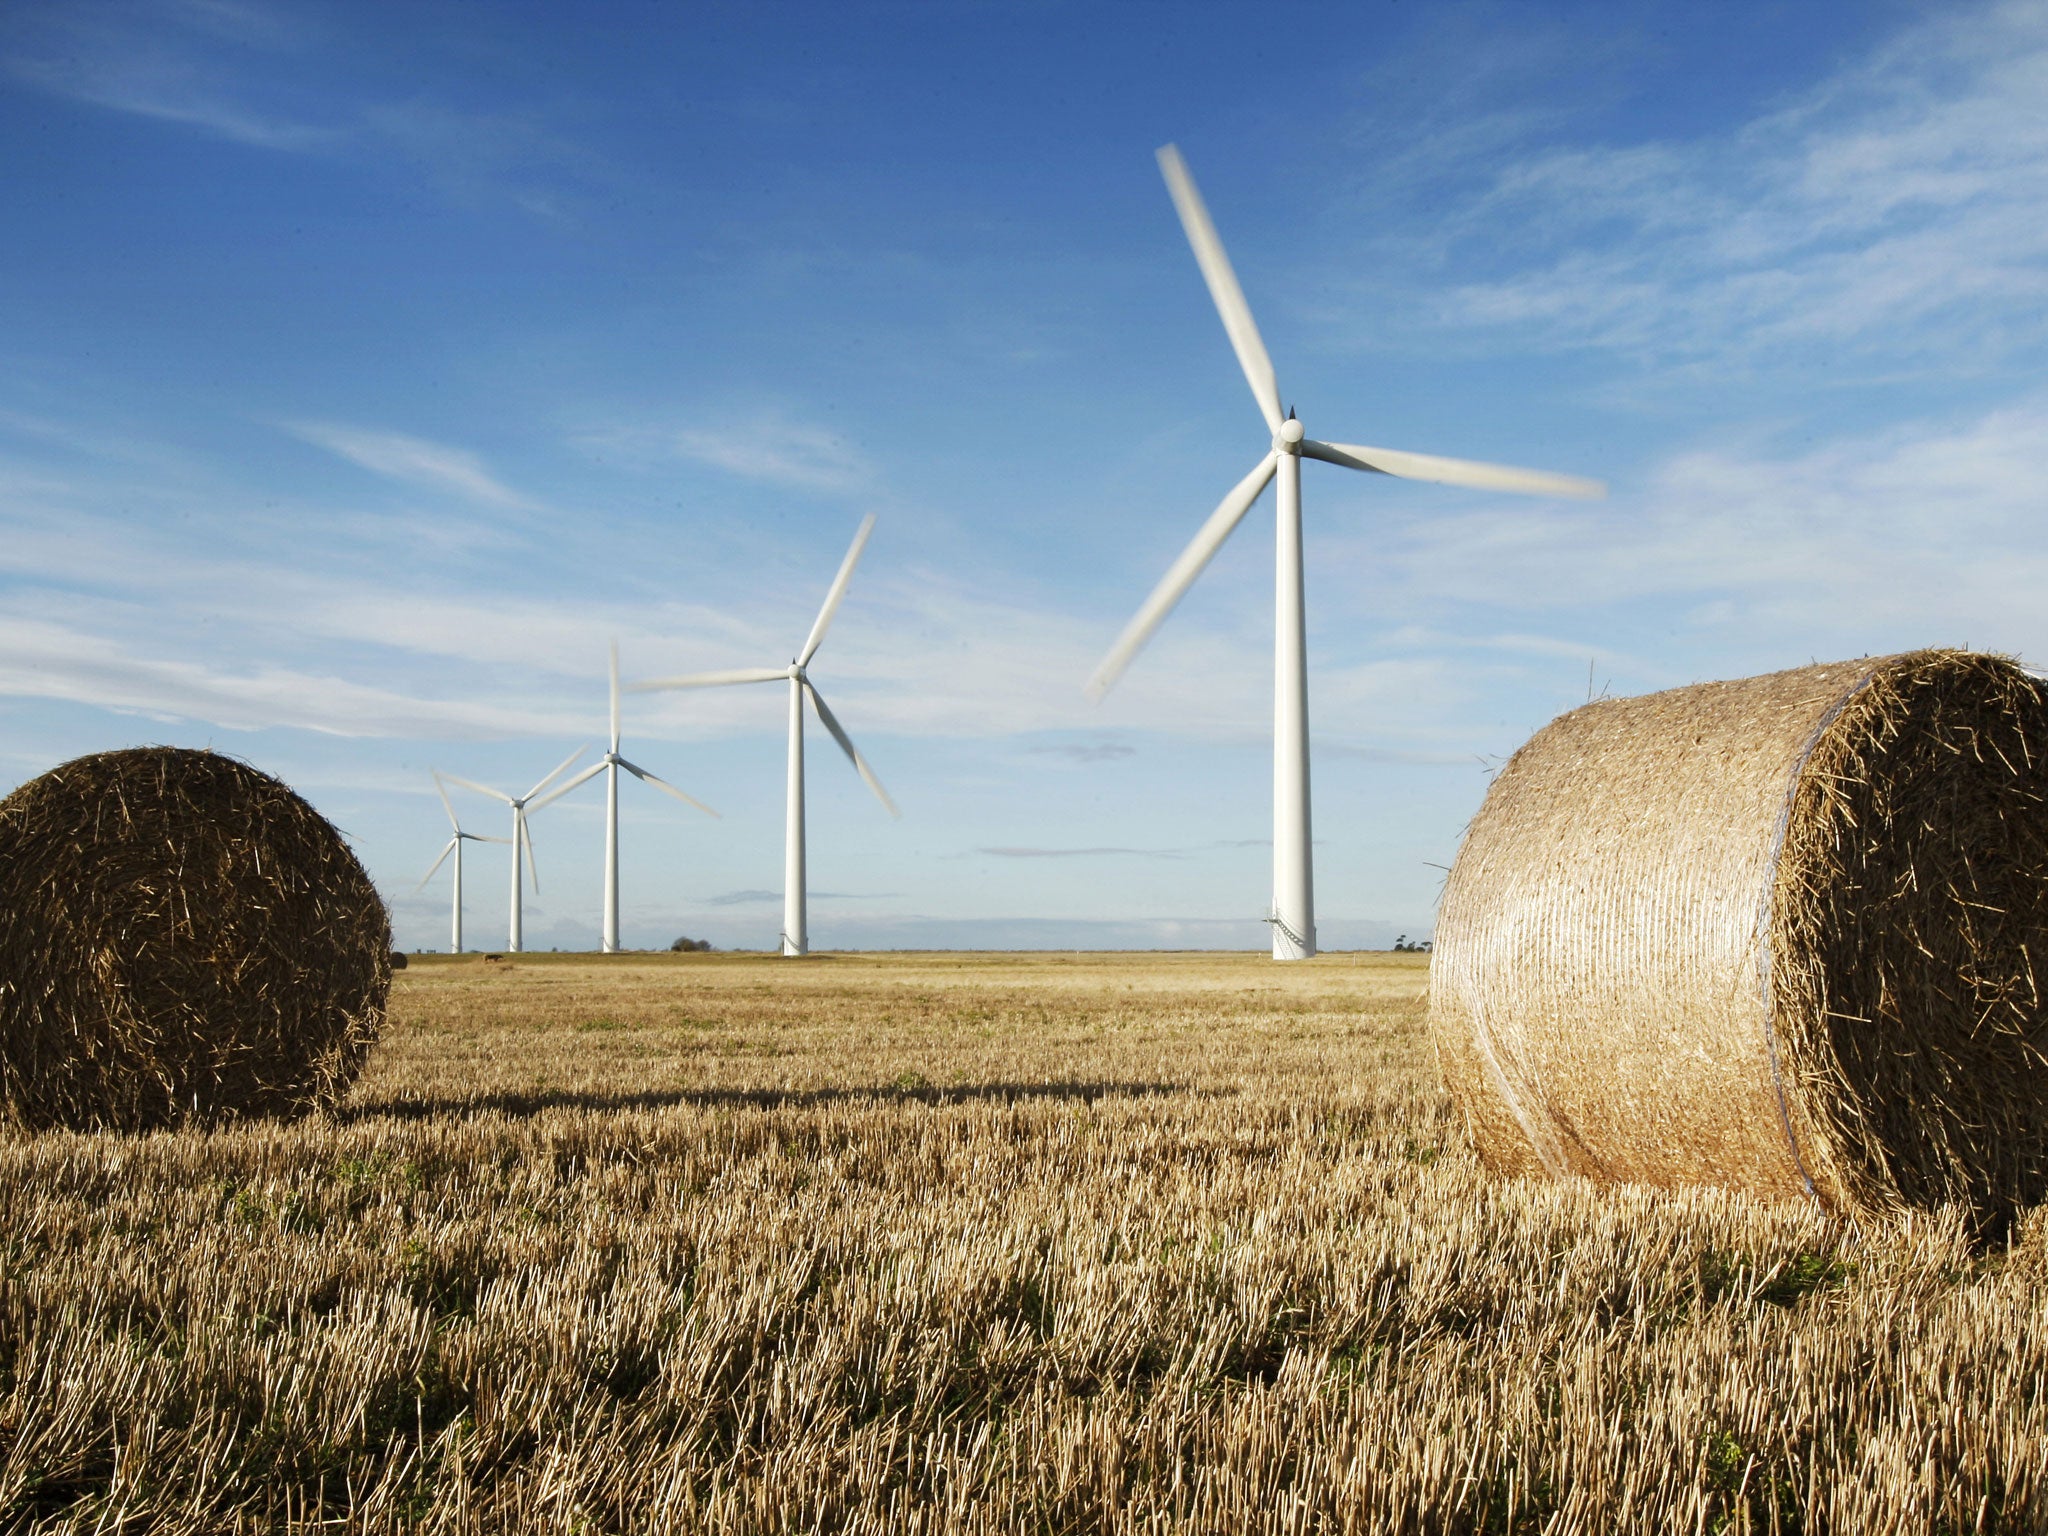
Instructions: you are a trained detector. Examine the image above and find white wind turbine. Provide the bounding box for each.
[540,642,720,954]
[1090,144,1604,961]
[439,747,588,953]
[416,773,512,954]
[632,513,899,957]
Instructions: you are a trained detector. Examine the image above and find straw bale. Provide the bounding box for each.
[0,747,390,1130]
[1430,650,2048,1229]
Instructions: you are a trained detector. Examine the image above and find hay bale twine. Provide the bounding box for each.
[1430,649,2048,1229]
[0,747,390,1130]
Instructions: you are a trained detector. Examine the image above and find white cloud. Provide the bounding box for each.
[3,0,334,150]
[15,391,2043,762]
[283,422,538,509]
[0,614,547,738]
[645,413,876,496]
[2,1,603,215]
[0,439,1498,754]
[7,52,333,149]
[1330,0,2048,374]
[1363,395,2048,668]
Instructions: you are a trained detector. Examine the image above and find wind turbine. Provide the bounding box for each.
[416,773,511,953]
[439,747,587,952]
[632,513,899,957]
[1089,144,1604,961]
[540,642,720,954]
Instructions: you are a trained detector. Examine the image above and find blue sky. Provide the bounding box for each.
[3,0,2045,951]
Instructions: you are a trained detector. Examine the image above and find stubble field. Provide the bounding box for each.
[1,950,2044,1533]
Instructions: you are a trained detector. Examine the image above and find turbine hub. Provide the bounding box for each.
[1276,418,1305,451]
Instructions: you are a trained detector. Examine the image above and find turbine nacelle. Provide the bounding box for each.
[1275,418,1305,453]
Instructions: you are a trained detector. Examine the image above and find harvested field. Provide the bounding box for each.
[1,950,2044,1532]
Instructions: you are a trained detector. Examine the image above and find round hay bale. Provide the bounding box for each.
[0,747,390,1130]
[1430,650,2048,1230]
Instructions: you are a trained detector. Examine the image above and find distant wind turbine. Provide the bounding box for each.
[416,772,511,954]
[1088,144,1604,961]
[542,642,719,953]
[632,513,899,956]
[439,747,588,953]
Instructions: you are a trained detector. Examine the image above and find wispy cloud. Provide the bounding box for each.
[8,58,333,149]
[356,97,616,214]
[169,0,307,46]
[660,414,875,495]
[1323,1,2048,375]
[0,454,1468,751]
[0,613,545,738]
[2,0,606,214]
[0,409,204,477]
[570,402,879,496]
[4,0,335,150]
[702,888,888,906]
[1368,394,2048,667]
[24,385,2043,760]
[283,422,537,509]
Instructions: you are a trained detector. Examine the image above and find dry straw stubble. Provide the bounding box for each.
[6,953,2048,1533]
[1432,649,2048,1230]
[0,747,391,1130]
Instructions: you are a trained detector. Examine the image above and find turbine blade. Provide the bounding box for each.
[804,681,900,819]
[525,744,589,801]
[439,772,514,806]
[629,666,792,692]
[416,838,456,891]
[618,757,720,818]
[527,760,606,812]
[433,771,460,832]
[1157,144,1283,433]
[1086,450,1277,701]
[798,512,877,667]
[608,639,622,754]
[521,815,539,894]
[467,833,513,844]
[1301,439,1607,500]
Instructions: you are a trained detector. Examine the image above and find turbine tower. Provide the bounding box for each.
[416,773,511,953]
[439,747,587,952]
[542,642,719,953]
[1089,144,1604,960]
[633,514,899,956]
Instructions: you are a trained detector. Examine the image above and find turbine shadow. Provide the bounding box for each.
[339,1080,1214,1124]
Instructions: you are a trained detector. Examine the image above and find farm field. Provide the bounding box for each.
[2,950,2045,1533]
